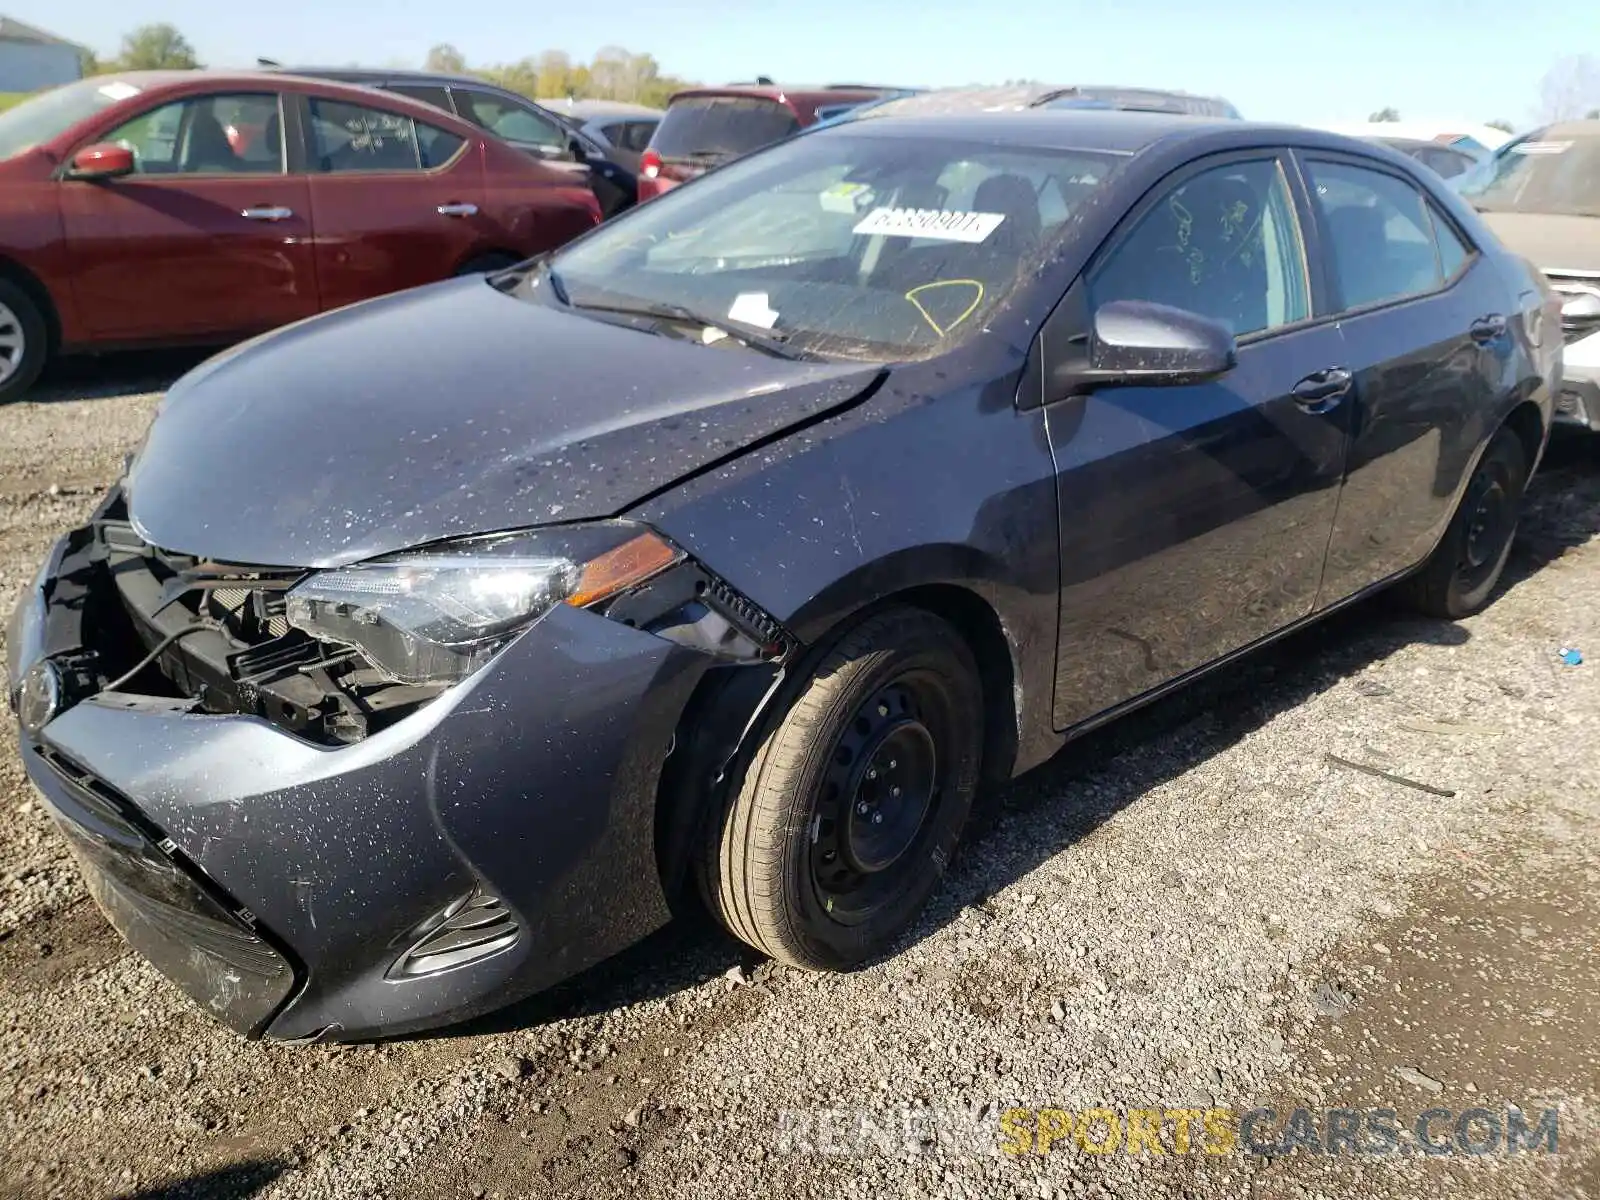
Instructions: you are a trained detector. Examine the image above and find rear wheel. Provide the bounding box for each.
[0,280,49,405]
[698,607,983,971]
[1401,425,1529,618]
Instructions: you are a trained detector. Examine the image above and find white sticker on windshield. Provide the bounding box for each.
[96,81,142,102]
[728,292,779,329]
[1512,141,1572,155]
[819,181,874,214]
[852,207,1006,243]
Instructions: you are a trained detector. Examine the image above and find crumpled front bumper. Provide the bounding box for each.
[6,512,710,1042]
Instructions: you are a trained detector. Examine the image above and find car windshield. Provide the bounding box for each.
[649,96,799,159]
[1457,132,1600,217]
[0,77,145,160]
[540,132,1123,361]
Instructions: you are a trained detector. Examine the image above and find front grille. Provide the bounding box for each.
[388,889,519,978]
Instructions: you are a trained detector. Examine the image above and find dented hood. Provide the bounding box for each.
[126,276,883,568]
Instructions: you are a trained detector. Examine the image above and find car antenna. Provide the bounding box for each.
[257,57,281,68]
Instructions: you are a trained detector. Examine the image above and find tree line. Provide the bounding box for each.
[76,25,700,109]
[1367,53,1600,130]
[82,26,1600,127]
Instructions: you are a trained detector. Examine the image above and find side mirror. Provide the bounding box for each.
[1053,299,1237,396]
[66,143,135,181]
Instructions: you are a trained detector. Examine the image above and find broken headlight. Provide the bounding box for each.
[284,523,681,685]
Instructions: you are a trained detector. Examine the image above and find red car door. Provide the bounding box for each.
[59,91,317,340]
[300,94,489,310]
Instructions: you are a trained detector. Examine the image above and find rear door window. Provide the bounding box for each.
[617,120,657,152]
[650,97,799,160]
[308,98,462,172]
[450,88,565,149]
[1304,159,1446,310]
[385,84,453,114]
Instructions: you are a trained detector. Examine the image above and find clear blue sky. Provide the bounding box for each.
[21,0,1600,130]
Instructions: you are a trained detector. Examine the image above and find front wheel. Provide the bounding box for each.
[0,279,49,405]
[1401,425,1529,618]
[698,607,984,971]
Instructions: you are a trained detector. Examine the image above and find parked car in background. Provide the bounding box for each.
[637,84,888,201]
[7,108,1558,1041]
[278,67,637,216]
[1323,121,1509,157]
[1362,134,1478,179]
[539,98,660,175]
[1033,84,1243,118]
[0,71,601,402]
[845,83,1238,123]
[1459,120,1600,431]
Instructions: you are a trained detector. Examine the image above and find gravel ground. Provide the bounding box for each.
[0,359,1596,1200]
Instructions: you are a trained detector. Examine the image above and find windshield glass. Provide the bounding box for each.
[650,96,799,159]
[1457,132,1600,217]
[544,131,1123,361]
[0,77,144,160]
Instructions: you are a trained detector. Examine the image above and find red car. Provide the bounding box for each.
[637,85,886,203]
[0,71,602,402]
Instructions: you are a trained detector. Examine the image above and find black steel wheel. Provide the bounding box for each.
[698,607,983,971]
[1402,425,1529,618]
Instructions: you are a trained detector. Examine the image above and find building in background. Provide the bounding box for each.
[0,16,86,94]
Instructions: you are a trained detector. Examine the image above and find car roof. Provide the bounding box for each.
[549,99,662,119]
[829,107,1418,166]
[840,105,1228,151]
[666,84,884,105]
[273,66,534,95]
[855,84,1238,121]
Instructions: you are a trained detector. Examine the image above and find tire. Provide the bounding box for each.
[697,606,984,971]
[0,279,49,405]
[454,253,522,277]
[1400,425,1529,618]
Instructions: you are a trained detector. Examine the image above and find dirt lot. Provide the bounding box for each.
[0,357,1597,1200]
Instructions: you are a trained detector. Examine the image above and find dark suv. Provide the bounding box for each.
[637,84,888,202]
[277,66,638,216]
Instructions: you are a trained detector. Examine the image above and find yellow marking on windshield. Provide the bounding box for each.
[905,279,985,337]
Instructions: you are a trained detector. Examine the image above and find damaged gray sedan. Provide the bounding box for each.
[5,108,1558,1040]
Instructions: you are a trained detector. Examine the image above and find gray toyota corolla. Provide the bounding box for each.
[6,108,1560,1042]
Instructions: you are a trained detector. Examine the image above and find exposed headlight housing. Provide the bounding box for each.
[285,523,681,685]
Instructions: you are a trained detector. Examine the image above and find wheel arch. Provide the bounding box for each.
[652,576,1026,901]
[1500,398,1547,474]
[0,254,61,353]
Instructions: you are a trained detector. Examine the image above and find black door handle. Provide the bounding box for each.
[1291,367,1353,411]
[1470,314,1507,343]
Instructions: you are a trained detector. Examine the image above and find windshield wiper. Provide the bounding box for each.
[567,297,807,359]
